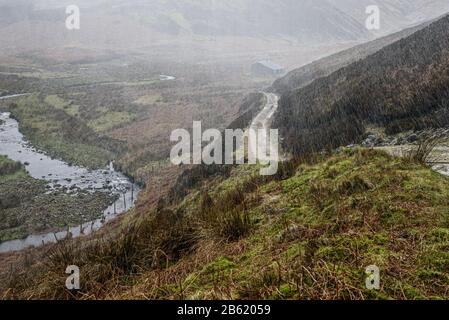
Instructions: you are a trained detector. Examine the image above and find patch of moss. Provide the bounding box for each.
[203,257,236,275]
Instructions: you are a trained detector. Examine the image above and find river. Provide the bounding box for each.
[0,107,140,253]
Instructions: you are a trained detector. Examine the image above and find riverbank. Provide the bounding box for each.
[2,95,119,170]
[0,155,113,242]
[0,111,140,252]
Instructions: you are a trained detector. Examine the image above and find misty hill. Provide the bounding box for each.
[109,0,370,42]
[1,0,449,55]
[274,14,449,155]
[271,19,435,94]
[327,0,449,36]
[80,0,449,41]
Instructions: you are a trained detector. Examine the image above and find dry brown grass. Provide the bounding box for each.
[0,165,268,299]
[405,133,442,164]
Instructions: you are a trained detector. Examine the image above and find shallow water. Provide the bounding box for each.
[0,112,140,253]
[434,164,449,176]
[159,74,176,81]
[0,94,30,100]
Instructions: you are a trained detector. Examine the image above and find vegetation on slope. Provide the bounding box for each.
[271,20,432,94]
[3,149,449,299]
[274,14,449,156]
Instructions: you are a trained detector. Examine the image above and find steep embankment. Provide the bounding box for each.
[274,14,449,156]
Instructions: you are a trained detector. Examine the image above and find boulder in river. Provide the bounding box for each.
[407,134,418,143]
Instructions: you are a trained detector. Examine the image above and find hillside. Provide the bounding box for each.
[63,0,449,40]
[3,149,449,299]
[274,14,449,156]
[2,0,449,55]
[271,20,434,94]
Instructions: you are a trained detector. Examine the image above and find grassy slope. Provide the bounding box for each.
[127,149,449,300]
[4,149,449,299]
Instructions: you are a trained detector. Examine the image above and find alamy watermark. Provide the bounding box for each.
[66,5,80,30]
[365,265,380,290]
[65,265,80,290]
[366,5,381,30]
[170,121,279,176]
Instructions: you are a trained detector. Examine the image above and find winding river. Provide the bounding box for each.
[0,98,140,253]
